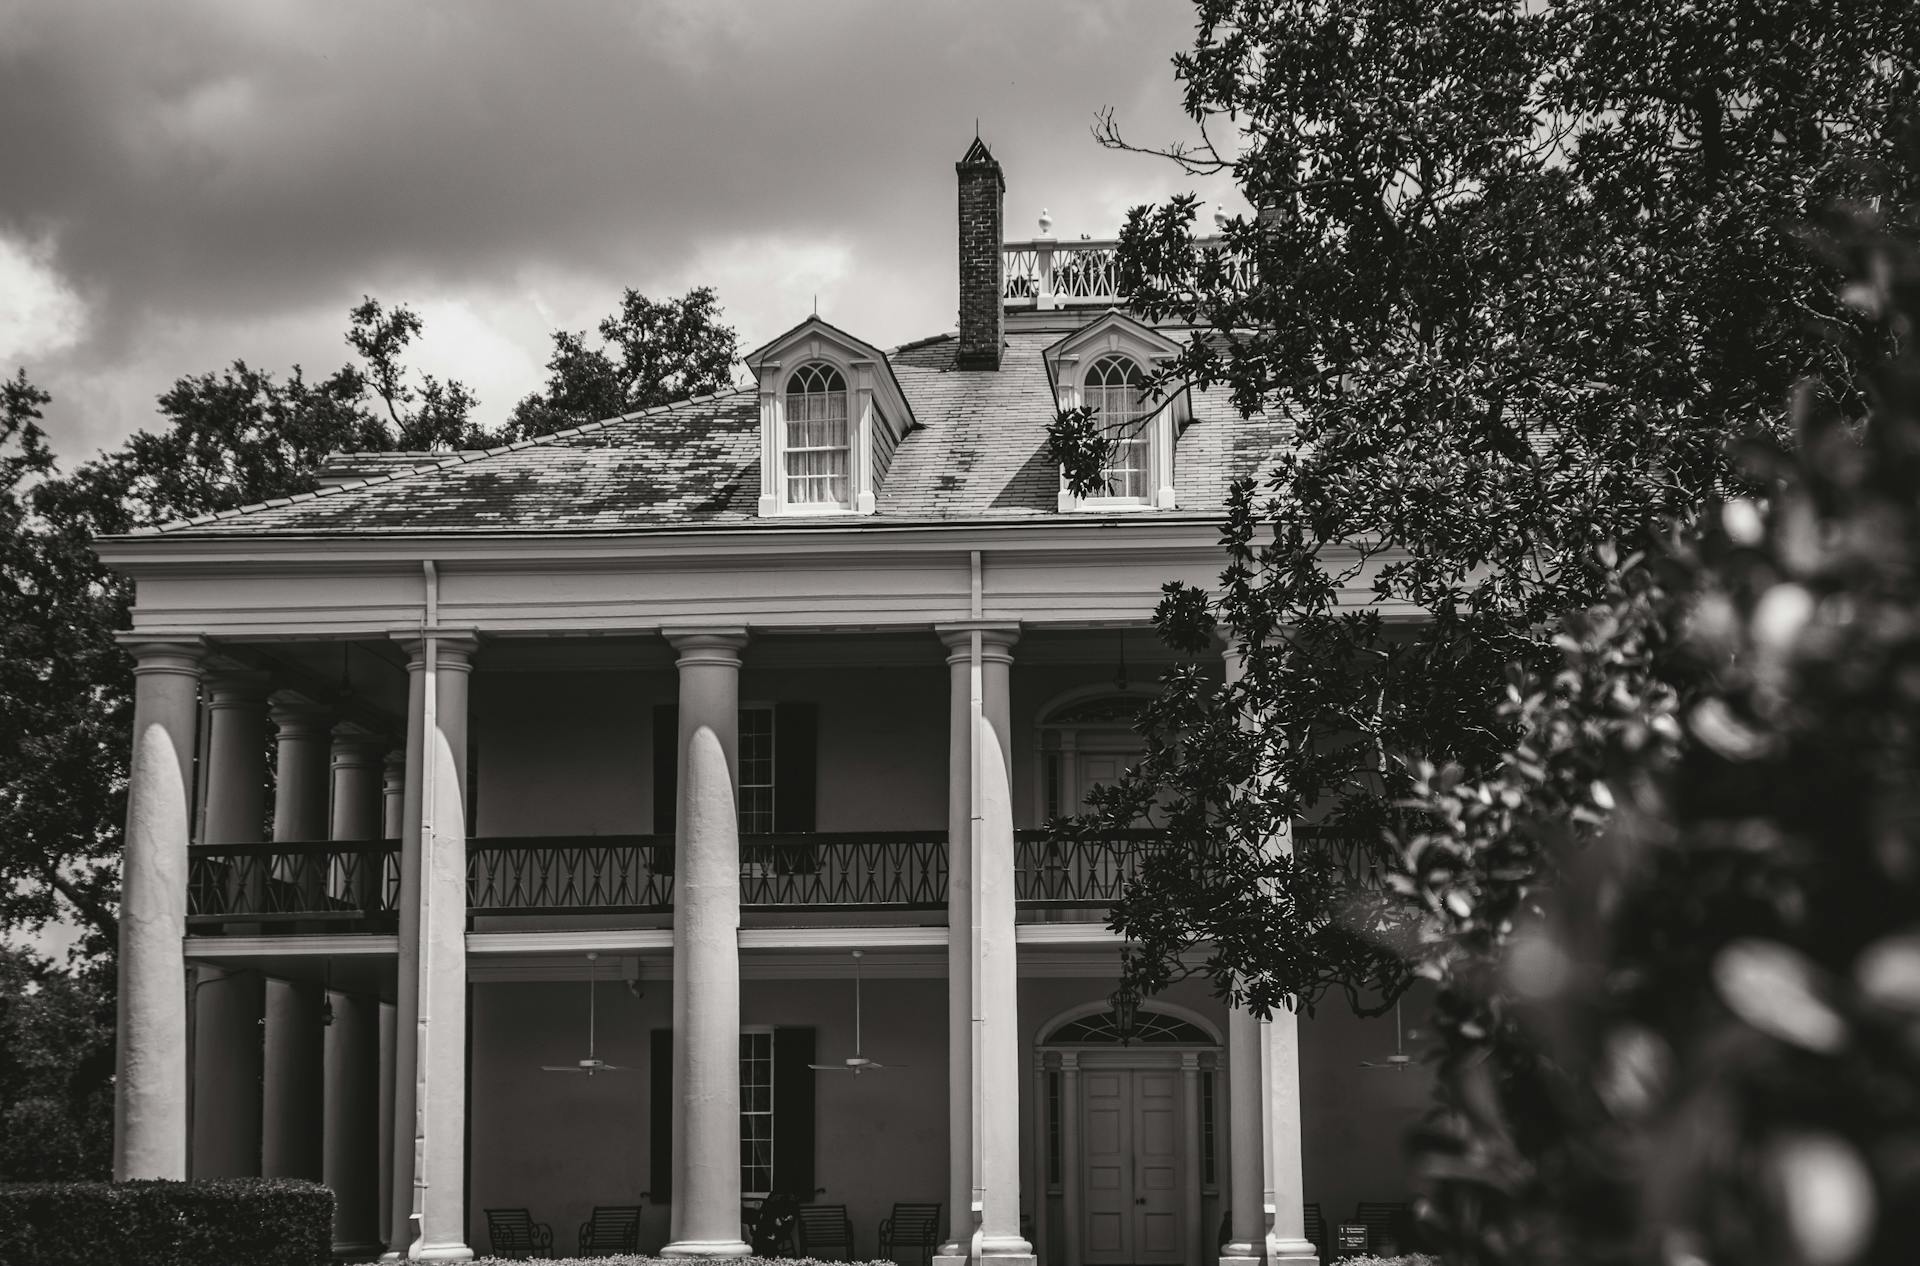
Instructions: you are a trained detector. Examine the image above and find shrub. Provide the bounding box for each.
[0,1178,332,1266]
[1329,1256,1442,1266]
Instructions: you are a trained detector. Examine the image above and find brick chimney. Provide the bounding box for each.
[956,136,1005,370]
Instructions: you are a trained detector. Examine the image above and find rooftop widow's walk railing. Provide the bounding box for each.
[1000,235,1254,308]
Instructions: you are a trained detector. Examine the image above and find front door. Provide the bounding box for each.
[1081,1067,1186,1265]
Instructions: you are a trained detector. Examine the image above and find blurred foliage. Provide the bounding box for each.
[1401,210,1920,1265]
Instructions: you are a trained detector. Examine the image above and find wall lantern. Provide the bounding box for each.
[1108,983,1142,1045]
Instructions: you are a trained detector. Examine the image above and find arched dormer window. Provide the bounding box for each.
[1083,355,1150,500]
[784,362,851,508]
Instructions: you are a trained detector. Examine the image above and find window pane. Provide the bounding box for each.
[785,362,851,508]
[739,1030,775,1194]
[739,707,776,833]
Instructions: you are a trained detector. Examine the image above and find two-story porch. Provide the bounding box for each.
[116,620,1425,1264]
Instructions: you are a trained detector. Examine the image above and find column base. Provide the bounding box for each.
[979,1232,1034,1265]
[1267,1236,1321,1265]
[933,1247,970,1266]
[659,1238,753,1259]
[408,1245,473,1264]
[1220,1253,1264,1266]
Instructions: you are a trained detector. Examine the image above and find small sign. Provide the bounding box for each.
[1335,1223,1370,1256]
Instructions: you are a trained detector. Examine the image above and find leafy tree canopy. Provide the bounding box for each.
[1061,0,1920,1021]
[504,285,740,440]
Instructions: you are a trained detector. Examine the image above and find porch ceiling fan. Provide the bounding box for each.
[809,950,903,1076]
[542,952,634,1077]
[1360,998,1418,1071]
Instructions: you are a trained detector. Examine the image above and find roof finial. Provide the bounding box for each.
[975,117,980,139]
[1213,205,1229,232]
[1037,208,1054,238]
[813,293,818,317]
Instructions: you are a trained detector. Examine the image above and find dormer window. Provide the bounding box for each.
[1045,312,1189,513]
[1083,355,1149,500]
[784,363,851,508]
[744,317,919,519]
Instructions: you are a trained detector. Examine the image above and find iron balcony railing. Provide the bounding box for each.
[186,842,402,930]
[1000,236,1255,307]
[183,826,1387,930]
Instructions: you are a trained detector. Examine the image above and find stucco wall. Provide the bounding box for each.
[467,971,1430,1261]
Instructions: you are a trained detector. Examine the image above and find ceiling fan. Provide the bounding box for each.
[542,952,634,1077]
[809,950,902,1076]
[1360,998,1417,1071]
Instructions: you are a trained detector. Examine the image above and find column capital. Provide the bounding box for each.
[116,635,206,678]
[394,630,479,672]
[664,627,748,665]
[935,621,1020,664]
[203,667,273,704]
[269,691,334,738]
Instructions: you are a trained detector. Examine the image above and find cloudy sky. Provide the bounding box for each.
[0,0,1244,463]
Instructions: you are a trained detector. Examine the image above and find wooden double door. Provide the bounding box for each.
[1080,1066,1186,1265]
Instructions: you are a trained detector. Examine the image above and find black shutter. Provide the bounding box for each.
[772,703,817,833]
[652,705,679,833]
[652,704,678,876]
[772,1027,815,1196]
[649,1028,673,1201]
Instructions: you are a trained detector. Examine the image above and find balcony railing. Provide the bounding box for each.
[1001,236,1254,308]
[1013,829,1190,907]
[183,826,1389,931]
[186,842,402,929]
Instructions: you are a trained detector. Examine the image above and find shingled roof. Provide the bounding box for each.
[146,329,1285,536]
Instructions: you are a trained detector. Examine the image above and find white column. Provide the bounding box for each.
[1030,1056,1051,1266]
[406,634,477,1262]
[935,629,977,1266]
[1262,1016,1317,1264]
[194,669,271,1178]
[938,622,1029,1266]
[382,656,427,1264]
[113,637,203,1180]
[1182,1054,1203,1266]
[1221,1007,1265,1266]
[1059,1053,1082,1266]
[263,693,331,1183]
[661,629,752,1259]
[378,999,397,1255]
[327,724,387,1256]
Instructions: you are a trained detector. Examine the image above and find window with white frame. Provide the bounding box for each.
[740,1030,775,1195]
[739,705,776,833]
[784,363,851,508]
[1083,354,1150,500]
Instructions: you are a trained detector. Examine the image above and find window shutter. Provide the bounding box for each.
[652,705,679,834]
[772,1027,815,1196]
[649,1028,673,1201]
[772,703,817,832]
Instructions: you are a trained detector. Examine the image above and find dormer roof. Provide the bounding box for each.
[742,315,917,439]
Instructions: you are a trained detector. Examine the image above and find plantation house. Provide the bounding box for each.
[99,141,1429,1264]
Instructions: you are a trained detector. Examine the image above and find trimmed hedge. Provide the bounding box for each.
[0,1178,332,1266]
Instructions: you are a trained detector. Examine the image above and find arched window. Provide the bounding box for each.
[784,363,850,508]
[1083,355,1149,499]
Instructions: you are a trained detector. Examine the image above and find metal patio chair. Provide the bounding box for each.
[797,1202,855,1260]
[877,1202,941,1266]
[484,1207,554,1259]
[578,1204,644,1254]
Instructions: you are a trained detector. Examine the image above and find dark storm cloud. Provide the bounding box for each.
[1,0,1240,457]
[1,1,1205,339]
